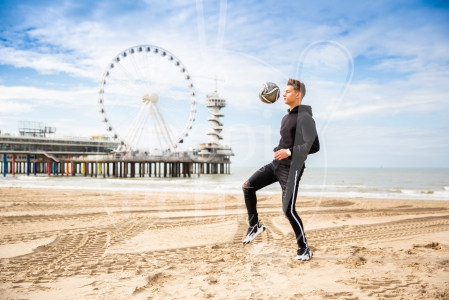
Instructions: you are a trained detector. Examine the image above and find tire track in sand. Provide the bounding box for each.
[261,214,449,249]
[0,215,239,282]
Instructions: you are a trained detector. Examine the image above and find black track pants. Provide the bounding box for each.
[242,159,308,249]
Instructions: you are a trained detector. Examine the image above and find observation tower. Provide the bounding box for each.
[206,90,225,144]
[193,79,234,174]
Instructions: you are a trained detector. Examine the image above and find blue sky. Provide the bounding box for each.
[0,0,448,168]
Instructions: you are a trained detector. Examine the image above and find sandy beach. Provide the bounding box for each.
[0,187,448,299]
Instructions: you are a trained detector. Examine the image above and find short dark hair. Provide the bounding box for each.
[287,78,306,99]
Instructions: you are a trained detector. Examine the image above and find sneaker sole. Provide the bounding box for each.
[242,226,266,245]
[296,250,313,261]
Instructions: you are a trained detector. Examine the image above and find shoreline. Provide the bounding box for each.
[1,184,448,201]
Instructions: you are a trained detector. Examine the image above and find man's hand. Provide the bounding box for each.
[274,149,290,160]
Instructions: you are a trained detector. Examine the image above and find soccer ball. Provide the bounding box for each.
[259,82,280,104]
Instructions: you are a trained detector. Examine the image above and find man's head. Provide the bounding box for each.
[283,78,306,109]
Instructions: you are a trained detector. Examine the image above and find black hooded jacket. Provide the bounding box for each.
[273,105,320,166]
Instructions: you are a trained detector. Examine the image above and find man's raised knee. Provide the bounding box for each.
[242,180,251,189]
[242,180,254,195]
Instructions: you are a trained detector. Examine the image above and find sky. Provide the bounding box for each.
[0,0,448,168]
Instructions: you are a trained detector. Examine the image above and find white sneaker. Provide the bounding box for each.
[242,222,266,245]
[295,247,313,261]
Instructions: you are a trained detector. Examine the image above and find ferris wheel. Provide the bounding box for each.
[98,45,196,153]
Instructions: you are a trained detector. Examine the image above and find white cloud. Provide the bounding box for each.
[0,85,98,108]
[0,100,33,115]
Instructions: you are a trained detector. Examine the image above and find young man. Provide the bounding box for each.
[242,78,320,261]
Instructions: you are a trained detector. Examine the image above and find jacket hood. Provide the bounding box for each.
[288,105,313,117]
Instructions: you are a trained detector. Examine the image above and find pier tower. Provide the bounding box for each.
[192,80,234,174]
[206,91,225,144]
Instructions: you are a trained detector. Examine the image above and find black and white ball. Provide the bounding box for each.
[259,82,280,104]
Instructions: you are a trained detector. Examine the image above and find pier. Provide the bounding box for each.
[0,151,230,178]
[0,133,232,178]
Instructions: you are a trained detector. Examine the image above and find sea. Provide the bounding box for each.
[1,167,448,201]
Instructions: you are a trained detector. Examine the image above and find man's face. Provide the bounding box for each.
[283,85,301,106]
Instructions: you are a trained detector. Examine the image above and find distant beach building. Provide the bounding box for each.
[1,121,118,154]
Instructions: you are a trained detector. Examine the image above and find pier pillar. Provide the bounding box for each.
[2,154,6,177]
[26,155,30,176]
[12,154,15,176]
[130,162,135,178]
[113,162,117,178]
[47,162,51,176]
